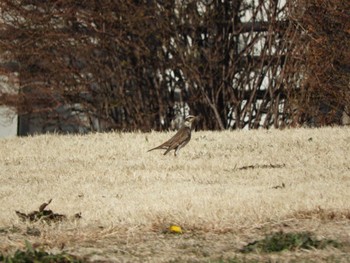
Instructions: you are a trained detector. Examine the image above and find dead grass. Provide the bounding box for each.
[0,127,350,262]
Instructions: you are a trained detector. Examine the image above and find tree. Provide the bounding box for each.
[0,0,348,133]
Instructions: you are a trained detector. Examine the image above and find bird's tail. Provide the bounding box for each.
[147,147,157,152]
[147,145,168,152]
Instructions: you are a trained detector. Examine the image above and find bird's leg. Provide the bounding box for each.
[174,146,181,156]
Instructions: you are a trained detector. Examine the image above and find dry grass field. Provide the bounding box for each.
[1,127,350,262]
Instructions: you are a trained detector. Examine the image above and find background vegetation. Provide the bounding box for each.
[0,0,349,132]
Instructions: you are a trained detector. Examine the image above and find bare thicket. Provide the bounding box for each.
[285,0,350,126]
[0,0,348,132]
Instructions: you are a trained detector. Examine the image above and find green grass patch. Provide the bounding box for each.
[0,241,82,263]
[240,231,340,253]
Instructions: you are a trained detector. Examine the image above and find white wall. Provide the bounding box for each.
[0,107,17,137]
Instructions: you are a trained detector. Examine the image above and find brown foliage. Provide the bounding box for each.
[0,0,348,132]
[286,0,350,126]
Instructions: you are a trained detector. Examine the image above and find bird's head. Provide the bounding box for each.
[183,115,197,128]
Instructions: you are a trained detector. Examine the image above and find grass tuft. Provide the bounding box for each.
[240,231,341,253]
[0,240,82,263]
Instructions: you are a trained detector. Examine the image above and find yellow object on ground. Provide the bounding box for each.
[169,225,182,234]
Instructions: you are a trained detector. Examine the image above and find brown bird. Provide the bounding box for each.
[148,115,197,156]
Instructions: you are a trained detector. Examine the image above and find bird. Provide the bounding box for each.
[148,115,197,156]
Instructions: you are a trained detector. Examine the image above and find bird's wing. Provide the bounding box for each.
[148,127,190,152]
[163,127,191,155]
[147,132,178,152]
